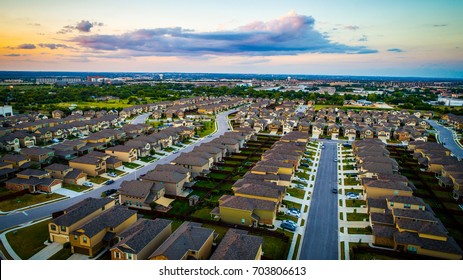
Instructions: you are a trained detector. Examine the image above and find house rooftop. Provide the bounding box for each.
[52,197,114,227]
[119,180,156,199]
[210,229,263,260]
[219,195,277,212]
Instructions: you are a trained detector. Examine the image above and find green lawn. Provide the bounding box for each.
[343,164,356,170]
[191,208,214,220]
[0,193,64,212]
[6,219,50,259]
[287,188,305,199]
[107,169,126,176]
[197,120,216,137]
[346,199,366,207]
[138,156,155,163]
[48,246,72,260]
[348,227,373,235]
[122,162,142,169]
[340,241,346,260]
[277,213,298,223]
[256,234,289,260]
[202,224,229,243]
[344,177,360,185]
[292,234,302,260]
[88,176,108,184]
[218,166,235,172]
[58,100,133,109]
[347,213,369,221]
[194,180,217,189]
[295,172,309,180]
[207,172,228,180]
[168,200,190,216]
[283,201,302,211]
[163,147,176,152]
[63,184,90,193]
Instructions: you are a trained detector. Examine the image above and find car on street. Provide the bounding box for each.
[82,181,93,187]
[281,220,297,231]
[322,145,326,149]
[102,188,117,196]
[334,158,338,162]
[107,172,117,177]
[173,151,179,154]
[105,179,115,185]
[331,188,338,194]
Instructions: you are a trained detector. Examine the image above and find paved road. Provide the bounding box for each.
[130,112,151,125]
[0,110,236,231]
[299,142,339,260]
[427,120,463,159]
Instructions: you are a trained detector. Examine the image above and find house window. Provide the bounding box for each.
[404,204,411,209]
[241,218,245,225]
[127,253,133,260]
[83,237,87,243]
[102,206,105,211]
[407,246,417,253]
[60,226,66,232]
[390,202,394,207]
[393,190,399,195]
[418,206,424,211]
[74,235,78,241]
[115,252,120,259]
[50,225,56,231]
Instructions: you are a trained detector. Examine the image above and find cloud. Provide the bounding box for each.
[58,20,104,34]
[38,43,71,50]
[70,12,376,57]
[387,48,404,53]
[4,53,22,57]
[344,25,359,31]
[358,35,368,42]
[10,43,37,49]
[27,23,41,26]
[433,24,447,28]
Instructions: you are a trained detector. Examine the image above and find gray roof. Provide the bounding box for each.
[149,222,214,260]
[173,155,209,167]
[144,169,187,184]
[394,231,463,256]
[154,164,189,174]
[210,229,263,260]
[17,169,49,177]
[52,197,113,227]
[392,208,438,222]
[111,218,171,255]
[234,183,284,199]
[119,180,155,199]
[73,206,137,238]
[45,163,72,172]
[64,168,85,180]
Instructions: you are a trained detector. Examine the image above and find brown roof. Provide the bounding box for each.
[394,231,463,256]
[219,195,277,212]
[45,163,72,172]
[119,180,156,199]
[106,145,135,153]
[143,170,187,184]
[364,179,413,192]
[234,183,285,199]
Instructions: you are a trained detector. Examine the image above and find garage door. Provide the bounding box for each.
[51,182,62,192]
[52,234,68,244]
[73,246,90,256]
[76,177,86,185]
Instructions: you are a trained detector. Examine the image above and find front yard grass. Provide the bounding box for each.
[348,226,373,235]
[292,234,302,260]
[123,162,142,169]
[6,219,50,259]
[287,188,305,199]
[0,193,64,212]
[346,213,369,221]
[345,199,366,207]
[88,176,108,184]
[282,201,302,211]
[63,183,90,193]
[139,156,156,163]
[344,177,360,185]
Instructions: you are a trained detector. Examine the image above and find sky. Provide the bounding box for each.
[1,0,462,78]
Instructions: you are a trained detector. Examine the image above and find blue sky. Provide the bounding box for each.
[1,0,462,78]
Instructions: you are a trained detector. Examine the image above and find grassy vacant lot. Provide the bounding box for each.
[6,219,50,259]
[63,184,90,193]
[88,176,108,184]
[123,162,142,169]
[58,100,133,109]
[0,193,64,212]
[287,188,305,199]
[347,213,369,221]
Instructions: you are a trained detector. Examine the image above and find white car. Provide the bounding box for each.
[82,181,93,187]
[107,172,117,177]
[287,209,301,218]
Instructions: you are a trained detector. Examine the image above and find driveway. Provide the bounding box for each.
[299,141,339,260]
[29,242,63,260]
[67,253,89,260]
[54,188,81,198]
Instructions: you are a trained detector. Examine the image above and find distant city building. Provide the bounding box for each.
[0,105,13,117]
[438,96,463,106]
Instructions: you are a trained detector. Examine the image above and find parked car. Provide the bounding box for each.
[102,188,117,196]
[107,172,117,177]
[281,221,296,231]
[282,219,297,227]
[287,209,301,218]
[82,181,93,187]
[332,188,338,194]
[105,179,115,185]
[300,163,310,167]
[346,193,360,199]
[173,151,179,154]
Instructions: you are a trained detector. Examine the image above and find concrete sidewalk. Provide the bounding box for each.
[29,242,63,260]
[54,188,80,198]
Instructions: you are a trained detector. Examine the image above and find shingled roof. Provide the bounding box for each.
[210,229,263,260]
[52,197,113,227]
[219,195,277,212]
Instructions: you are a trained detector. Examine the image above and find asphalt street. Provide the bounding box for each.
[299,141,339,260]
[0,110,235,231]
[130,112,151,125]
[427,120,463,159]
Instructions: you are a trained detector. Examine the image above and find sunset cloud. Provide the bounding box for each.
[71,13,377,56]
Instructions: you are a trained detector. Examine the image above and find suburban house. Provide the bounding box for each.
[44,163,87,185]
[20,147,54,165]
[210,229,264,260]
[5,169,62,193]
[143,164,191,196]
[363,177,414,199]
[110,218,172,260]
[69,153,109,177]
[1,154,31,169]
[105,145,138,162]
[232,182,286,204]
[119,180,167,210]
[124,139,152,158]
[70,206,138,257]
[148,222,215,260]
[49,197,115,243]
[172,154,210,178]
[212,195,277,227]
